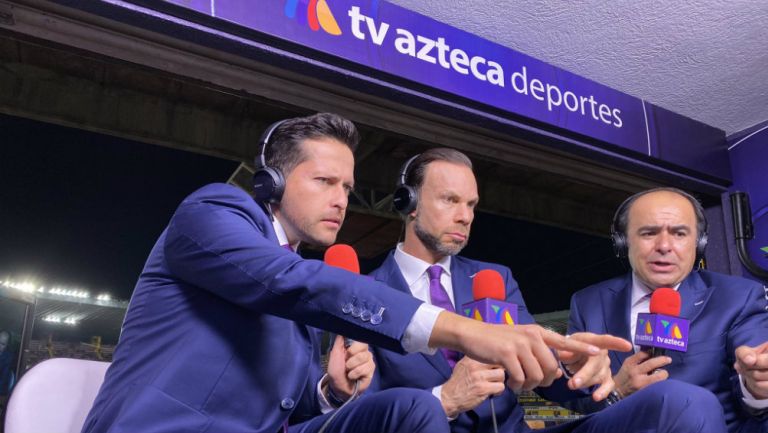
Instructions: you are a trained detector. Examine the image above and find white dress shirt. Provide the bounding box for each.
[393,243,456,413]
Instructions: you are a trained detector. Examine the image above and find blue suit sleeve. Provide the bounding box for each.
[728,280,768,416]
[163,186,424,353]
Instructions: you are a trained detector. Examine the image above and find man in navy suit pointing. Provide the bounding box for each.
[82,113,623,433]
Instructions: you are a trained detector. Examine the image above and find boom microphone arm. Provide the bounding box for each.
[729,192,768,280]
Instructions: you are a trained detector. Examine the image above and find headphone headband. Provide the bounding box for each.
[255,120,288,169]
[253,119,290,204]
[610,188,709,260]
[393,154,420,214]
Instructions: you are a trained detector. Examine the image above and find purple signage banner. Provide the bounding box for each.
[634,313,689,352]
[461,299,518,325]
[158,0,728,180]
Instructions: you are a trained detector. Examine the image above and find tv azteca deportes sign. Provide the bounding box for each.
[345,6,625,128]
[167,0,648,153]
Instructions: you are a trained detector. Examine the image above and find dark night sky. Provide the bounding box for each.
[0,113,238,299]
[0,112,625,312]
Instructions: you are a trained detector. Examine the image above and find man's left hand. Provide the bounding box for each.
[735,342,768,400]
[327,335,375,401]
[556,332,632,401]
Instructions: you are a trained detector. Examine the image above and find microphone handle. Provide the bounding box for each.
[642,346,667,375]
[645,346,666,358]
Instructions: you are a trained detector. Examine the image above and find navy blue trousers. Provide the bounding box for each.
[547,380,727,433]
[290,388,449,433]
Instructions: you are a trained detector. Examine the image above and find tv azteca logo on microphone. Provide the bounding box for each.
[636,316,687,349]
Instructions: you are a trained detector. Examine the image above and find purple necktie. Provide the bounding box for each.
[427,265,461,368]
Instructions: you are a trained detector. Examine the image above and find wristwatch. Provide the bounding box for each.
[605,389,623,406]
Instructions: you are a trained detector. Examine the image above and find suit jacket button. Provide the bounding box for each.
[281,398,295,410]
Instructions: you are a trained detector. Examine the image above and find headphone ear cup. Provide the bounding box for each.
[393,185,417,215]
[253,166,285,204]
[696,232,708,260]
[611,232,627,259]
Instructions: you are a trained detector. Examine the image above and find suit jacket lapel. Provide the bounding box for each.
[377,253,453,379]
[451,259,473,316]
[603,274,633,369]
[678,271,712,323]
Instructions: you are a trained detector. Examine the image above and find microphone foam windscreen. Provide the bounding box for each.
[323,244,360,274]
[649,287,681,316]
[472,269,506,301]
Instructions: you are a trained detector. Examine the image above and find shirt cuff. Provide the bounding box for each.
[431,385,457,421]
[316,374,335,414]
[401,303,443,354]
[740,374,768,409]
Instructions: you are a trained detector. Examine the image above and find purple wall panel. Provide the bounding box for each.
[729,126,768,274]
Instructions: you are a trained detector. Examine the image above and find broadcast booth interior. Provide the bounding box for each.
[0,0,766,431]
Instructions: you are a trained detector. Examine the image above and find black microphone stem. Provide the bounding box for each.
[730,192,768,280]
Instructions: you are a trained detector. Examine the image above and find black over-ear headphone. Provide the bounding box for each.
[393,154,420,215]
[253,120,289,204]
[610,189,709,260]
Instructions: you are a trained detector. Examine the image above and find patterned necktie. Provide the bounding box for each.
[427,265,461,368]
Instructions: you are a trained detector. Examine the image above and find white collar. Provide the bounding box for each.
[393,243,452,286]
[272,218,298,251]
[630,273,681,307]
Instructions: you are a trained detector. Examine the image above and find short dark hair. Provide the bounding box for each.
[264,112,359,176]
[614,187,707,237]
[403,147,473,192]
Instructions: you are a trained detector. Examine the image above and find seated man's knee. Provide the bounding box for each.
[645,380,719,409]
[388,387,443,414]
[642,380,724,429]
[375,388,447,433]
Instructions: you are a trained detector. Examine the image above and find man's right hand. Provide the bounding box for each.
[441,357,505,418]
[613,351,671,397]
[430,312,629,393]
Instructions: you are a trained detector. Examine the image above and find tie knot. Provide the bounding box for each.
[427,265,442,282]
[281,244,293,251]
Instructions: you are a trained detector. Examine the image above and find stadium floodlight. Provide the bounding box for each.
[4,277,122,306]
[42,315,79,326]
[2,279,39,293]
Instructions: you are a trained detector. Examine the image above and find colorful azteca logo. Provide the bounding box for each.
[639,318,653,335]
[661,320,684,339]
[284,0,342,35]
[464,305,515,325]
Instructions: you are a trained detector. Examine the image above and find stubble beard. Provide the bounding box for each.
[413,217,467,257]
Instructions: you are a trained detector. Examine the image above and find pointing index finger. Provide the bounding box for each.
[542,330,600,356]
